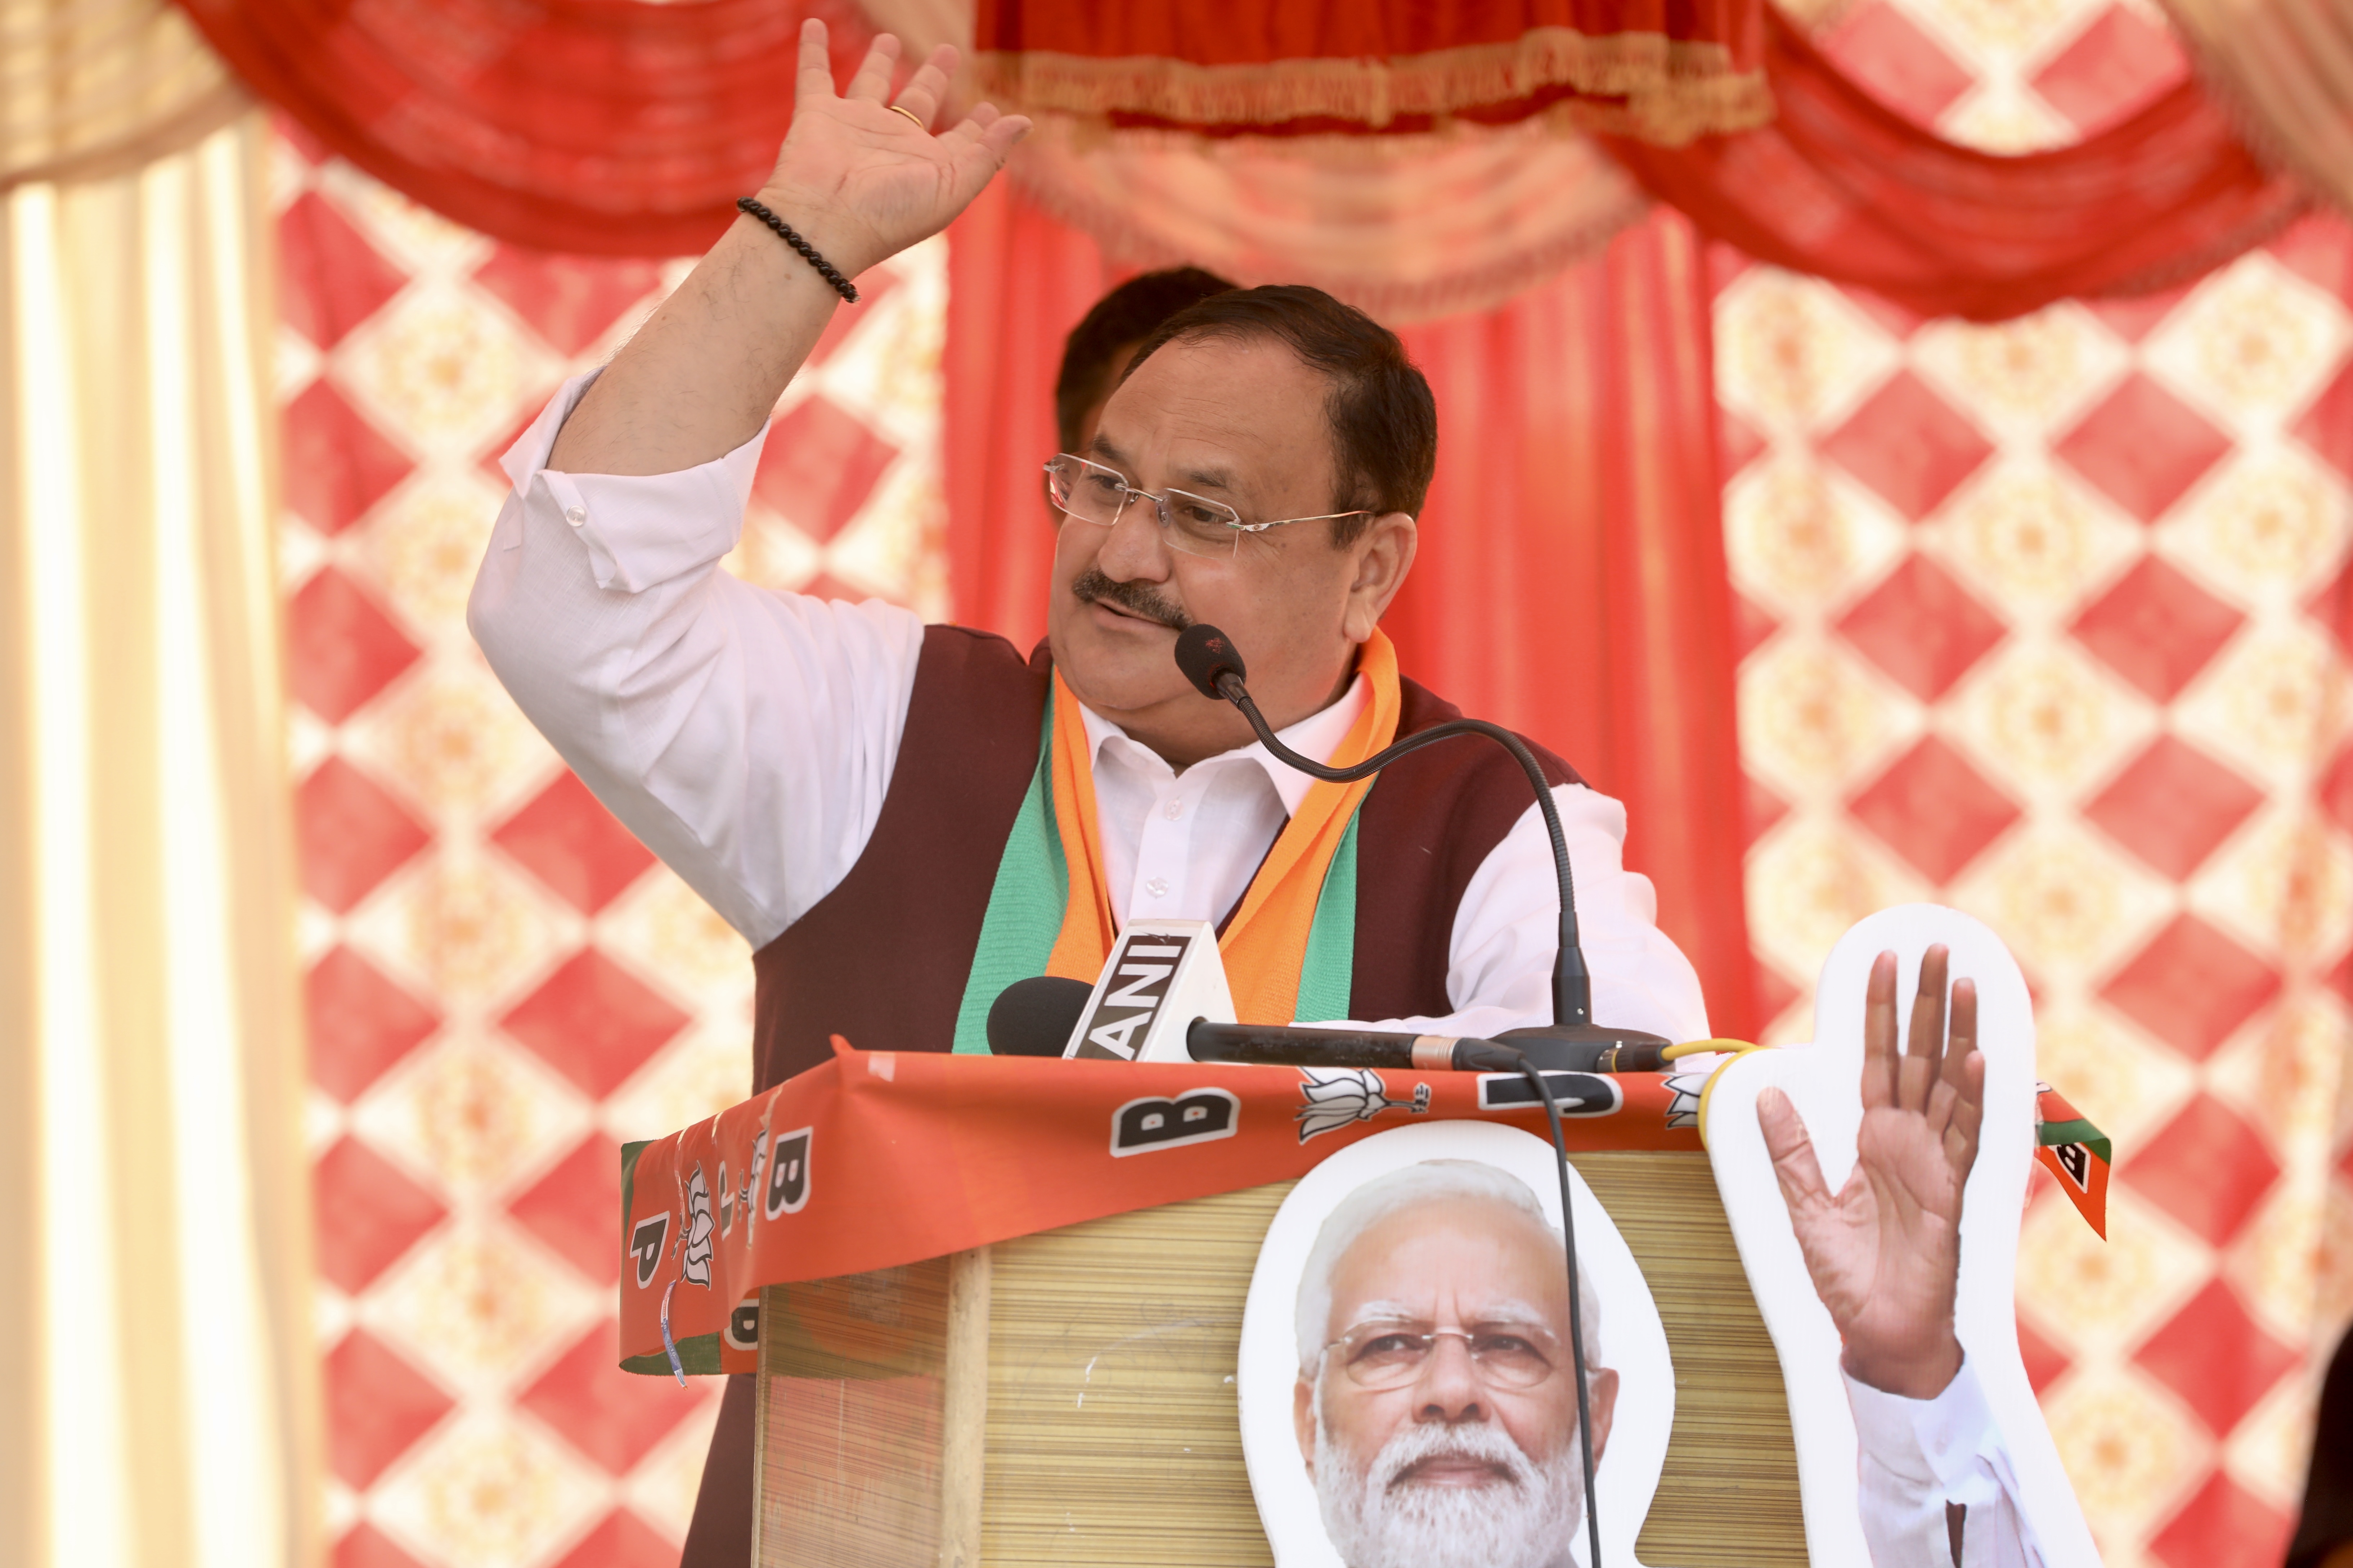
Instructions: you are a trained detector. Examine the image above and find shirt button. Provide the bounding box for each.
[1145,878,1169,899]
[1164,798,1183,820]
[563,505,586,526]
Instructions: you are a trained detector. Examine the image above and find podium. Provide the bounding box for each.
[750,1154,1806,1567]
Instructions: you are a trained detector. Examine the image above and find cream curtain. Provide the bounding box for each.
[0,115,318,1568]
[2161,0,2353,219]
[1,0,247,189]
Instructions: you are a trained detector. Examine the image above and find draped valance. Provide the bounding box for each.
[966,0,1773,145]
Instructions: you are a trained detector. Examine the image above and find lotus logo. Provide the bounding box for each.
[1295,1068,1431,1143]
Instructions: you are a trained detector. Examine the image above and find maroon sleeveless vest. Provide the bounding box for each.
[747,625,1580,1092]
[688,626,1587,1568]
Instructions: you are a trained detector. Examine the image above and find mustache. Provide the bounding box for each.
[1072,567,1190,632]
[1376,1420,1538,1494]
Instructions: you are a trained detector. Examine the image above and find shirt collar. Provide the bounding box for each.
[1078,672,1371,818]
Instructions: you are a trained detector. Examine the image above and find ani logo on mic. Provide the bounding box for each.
[1070,931,1196,1060]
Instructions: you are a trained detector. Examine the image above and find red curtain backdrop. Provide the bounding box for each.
[1388,208,1755,1039]
[176,0,2296,311]
[1600,7,2308,320]
[944,178,1120,653]
[171,0,881,255]
[944,185,1759,1038]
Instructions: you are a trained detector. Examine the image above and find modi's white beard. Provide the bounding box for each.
[1314,1403,1585,1568]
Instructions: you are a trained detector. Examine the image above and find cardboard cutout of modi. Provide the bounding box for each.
[1239,1123,1676,1568]
[1242,907,2105,1568]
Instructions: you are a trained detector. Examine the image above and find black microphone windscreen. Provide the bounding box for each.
[987,975,1095,1058]
[1173,623,1247,699]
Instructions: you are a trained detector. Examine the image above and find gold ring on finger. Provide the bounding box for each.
[888,104,926,131]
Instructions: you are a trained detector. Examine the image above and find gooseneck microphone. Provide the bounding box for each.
[1176,625,1631,1568]
[1173,624,1669,1070]
[987,974,1568,1072]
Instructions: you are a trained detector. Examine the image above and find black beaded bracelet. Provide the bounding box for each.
[736,197,859,303]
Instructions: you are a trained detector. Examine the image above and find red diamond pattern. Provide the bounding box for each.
[2082,283,2194,344]
[2070,556,2244,701]
[2029,5,2189,135]
[509,1136,623,1283]
[274,123,952,1566]
[2135,1280,2301,1433]
[1717,406,1767,482]
[307,945,441,1101]
[335,1524,431,1568]
[751,393,901,543]
[1837,555,2009,700]
[313,1136,445,1294]
[1848,735,2022,882]
[2125,1096,2283,1244]
[499,951,691,1098]
[1729,589,1779,663]
[471,248,665,358]
[1743,774,1789,850]
[2082,734,2265,880]
[2015,1316,2072,1395]
[520,1327,708,1475]
[284,380,416,536]
[2055,373,2232,521]
[546,1511,686,1568]
[296,758,430,914]
[325,1329,454,1488]
[288,567,422,722]
[2294,357,2353,485]
[2101,914,2281,1060]
[2322,743,2353,837]
[1818,0,1975,128]
[1819,370,1993,520]
[491,771,657,914]
[2147,1473,2295,1568]
[279,192,408,351]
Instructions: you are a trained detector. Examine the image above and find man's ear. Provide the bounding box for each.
[1294,1375,1318,1474]
[1341,513,1416,644]
[1587,1367,1620,1464]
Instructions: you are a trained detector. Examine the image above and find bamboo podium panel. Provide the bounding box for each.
[755,1151,1804,1566]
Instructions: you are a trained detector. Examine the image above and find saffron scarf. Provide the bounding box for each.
[951,630,1404,1049]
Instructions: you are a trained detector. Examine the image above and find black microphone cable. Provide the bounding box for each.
[1174,624,1597,1030]
[1459,1039,1607,1568]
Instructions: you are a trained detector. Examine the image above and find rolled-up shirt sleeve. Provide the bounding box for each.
[468,372,925,948]
[1847,1358,2047,1568]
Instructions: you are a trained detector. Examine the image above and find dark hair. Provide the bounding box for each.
[1054,267,1237,454]
[1122,285,1437,545]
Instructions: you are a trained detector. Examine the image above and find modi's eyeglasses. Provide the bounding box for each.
[1320,1319,1564,1391]
[1045,452,1371,562]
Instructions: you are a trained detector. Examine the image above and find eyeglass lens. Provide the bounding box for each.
[1336,1322,1560,1391]
[1045,455,1241,559]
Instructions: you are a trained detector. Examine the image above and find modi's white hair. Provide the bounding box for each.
[1294,1158,1602,1380]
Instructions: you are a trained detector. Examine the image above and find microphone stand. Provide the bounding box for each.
[1174,625,1670,1070]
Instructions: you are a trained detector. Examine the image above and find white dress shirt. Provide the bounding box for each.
[1849,1359,2045,1567]
[468,371,1711,1043]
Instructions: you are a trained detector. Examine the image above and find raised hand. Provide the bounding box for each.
[546,20,1028,478]
[1758,946,1986,1399]
[759,22,1032,280]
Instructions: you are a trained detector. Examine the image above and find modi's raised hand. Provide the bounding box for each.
[1759,946,1986,1399]
[759,21,1031,281]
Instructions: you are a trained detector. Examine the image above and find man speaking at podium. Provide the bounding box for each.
[463,20,2011,1565]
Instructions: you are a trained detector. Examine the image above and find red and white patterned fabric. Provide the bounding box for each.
[275,1,2353,1561]
[271,118,949,1566]
[1725,3,2353,1564]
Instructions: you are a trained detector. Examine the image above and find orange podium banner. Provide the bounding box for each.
[619,1037,1703,1375]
